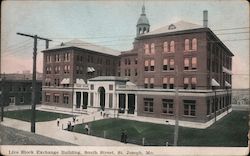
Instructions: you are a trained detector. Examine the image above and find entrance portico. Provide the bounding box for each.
[73,76,138,116]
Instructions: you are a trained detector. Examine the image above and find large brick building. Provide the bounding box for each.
[42,6,233,127]
[0,74,42,106]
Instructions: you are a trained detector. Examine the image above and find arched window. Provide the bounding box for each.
[163,42,168,52]
[192,38,197,51]
[139,28,141,34]
[143,27,147,33]
[185,39,190,51]
[170,41,175,52]
[151,43,155,54]
[144,44,149,54]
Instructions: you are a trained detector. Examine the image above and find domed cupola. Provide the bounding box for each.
[136,4,150,36]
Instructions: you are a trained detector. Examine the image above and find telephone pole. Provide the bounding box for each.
[173,65,179,146]
[17,33,52,133]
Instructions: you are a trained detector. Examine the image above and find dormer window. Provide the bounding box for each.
[168,24,176,30]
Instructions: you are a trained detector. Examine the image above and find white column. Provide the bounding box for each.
[73,91,76,110]
[116,93,119,109]
[94,92,98,107]
[125,93,128,115]
[105,93,109,109]
[134,94,138,116]
[81,91,84,110]
[87,92,91,107]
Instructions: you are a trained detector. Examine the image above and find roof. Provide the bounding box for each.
[43,39,120,56]
[143,20,202,36]
[137,5,150,26]
[88,76,129,82]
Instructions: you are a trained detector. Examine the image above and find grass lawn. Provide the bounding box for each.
[72,111,249,146]
[4,109,73,122]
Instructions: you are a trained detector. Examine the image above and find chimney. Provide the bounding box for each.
[203,10,208,27]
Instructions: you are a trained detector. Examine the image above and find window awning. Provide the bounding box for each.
[61,78,70,84]
[76,78,86,84]
[225,81,231,87]
[211,78,220,87]
[222,67,232,75]
[87,67,95,72]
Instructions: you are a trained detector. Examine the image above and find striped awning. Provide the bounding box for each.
[61,78,70,84]
[211,78,220,87]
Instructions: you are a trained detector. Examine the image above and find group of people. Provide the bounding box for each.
[100,110,109,118]
[120,130,128,143]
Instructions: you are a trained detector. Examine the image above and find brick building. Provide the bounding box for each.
[42,6,233,127]
[0,74,42,106]
[42,40,120,108]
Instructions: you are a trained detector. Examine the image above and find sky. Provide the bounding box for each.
[1,0,249,88]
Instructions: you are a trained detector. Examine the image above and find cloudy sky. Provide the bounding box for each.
[1,0,249,88]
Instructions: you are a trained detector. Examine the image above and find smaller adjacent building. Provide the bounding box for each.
[0,74,42,106]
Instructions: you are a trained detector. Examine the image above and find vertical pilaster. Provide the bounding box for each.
[125,93,128,115]
[134,94,138,116]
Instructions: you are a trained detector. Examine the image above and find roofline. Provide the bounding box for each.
[135,27,234,56]
[42,46,120,57]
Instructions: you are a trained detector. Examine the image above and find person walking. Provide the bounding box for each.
[120,130,125,143]
[85,123,89,134]
[57,118,60,127]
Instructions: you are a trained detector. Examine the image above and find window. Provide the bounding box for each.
[54,78,60,86]
[53,94,60,103]
[184,77,189,89]
[207,99,210,115]
[170,41,175,52]
[128,69,131,76]
[150,78,154,88]
[212,99,215,113]
[169,77,174,89]
[144,60,149,71]
[183,100,196,116]
[76,66,80,74]
[163,77,168,89]
[170,59,175,70]
[163,59,168,70]
[144,98,154,112]
[20,96,24,103]
[135,69,138,76]
[128,59,131,65]
[151,43,155,54]
[191,57,197,70]
[162,99,174,114]
[125,59,127,65]
[144,44,149,54]
[185,39,190,51]
[144,78,149,88]
[192,38,197,51]
[109,85,113,90]
[109,94,113,108]
[163,42,169,52]
[150,60,155,71]
[191,77,197,89]
[124,69,127,76]
[184,58,189,70]
[45,94,50,102]
[63,94,69,104]
[135,58,138,64]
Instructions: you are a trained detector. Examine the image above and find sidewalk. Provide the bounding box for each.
[1,112,136,146]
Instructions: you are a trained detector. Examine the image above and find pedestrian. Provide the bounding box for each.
[85,123,89,134]
[73,116,76,123]
[57,118,60,127]
[120,130,125,143]
[67,121,70,131]
[100,110,102,116]
[124,131,128,144]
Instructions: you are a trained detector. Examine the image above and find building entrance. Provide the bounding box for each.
[82,92,88,109]
[76,92,81,108]
[98,87,105,110]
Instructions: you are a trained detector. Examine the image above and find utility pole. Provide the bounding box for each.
[173,65,179,146]
[17,32,52,133]
[0,76,4,122]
